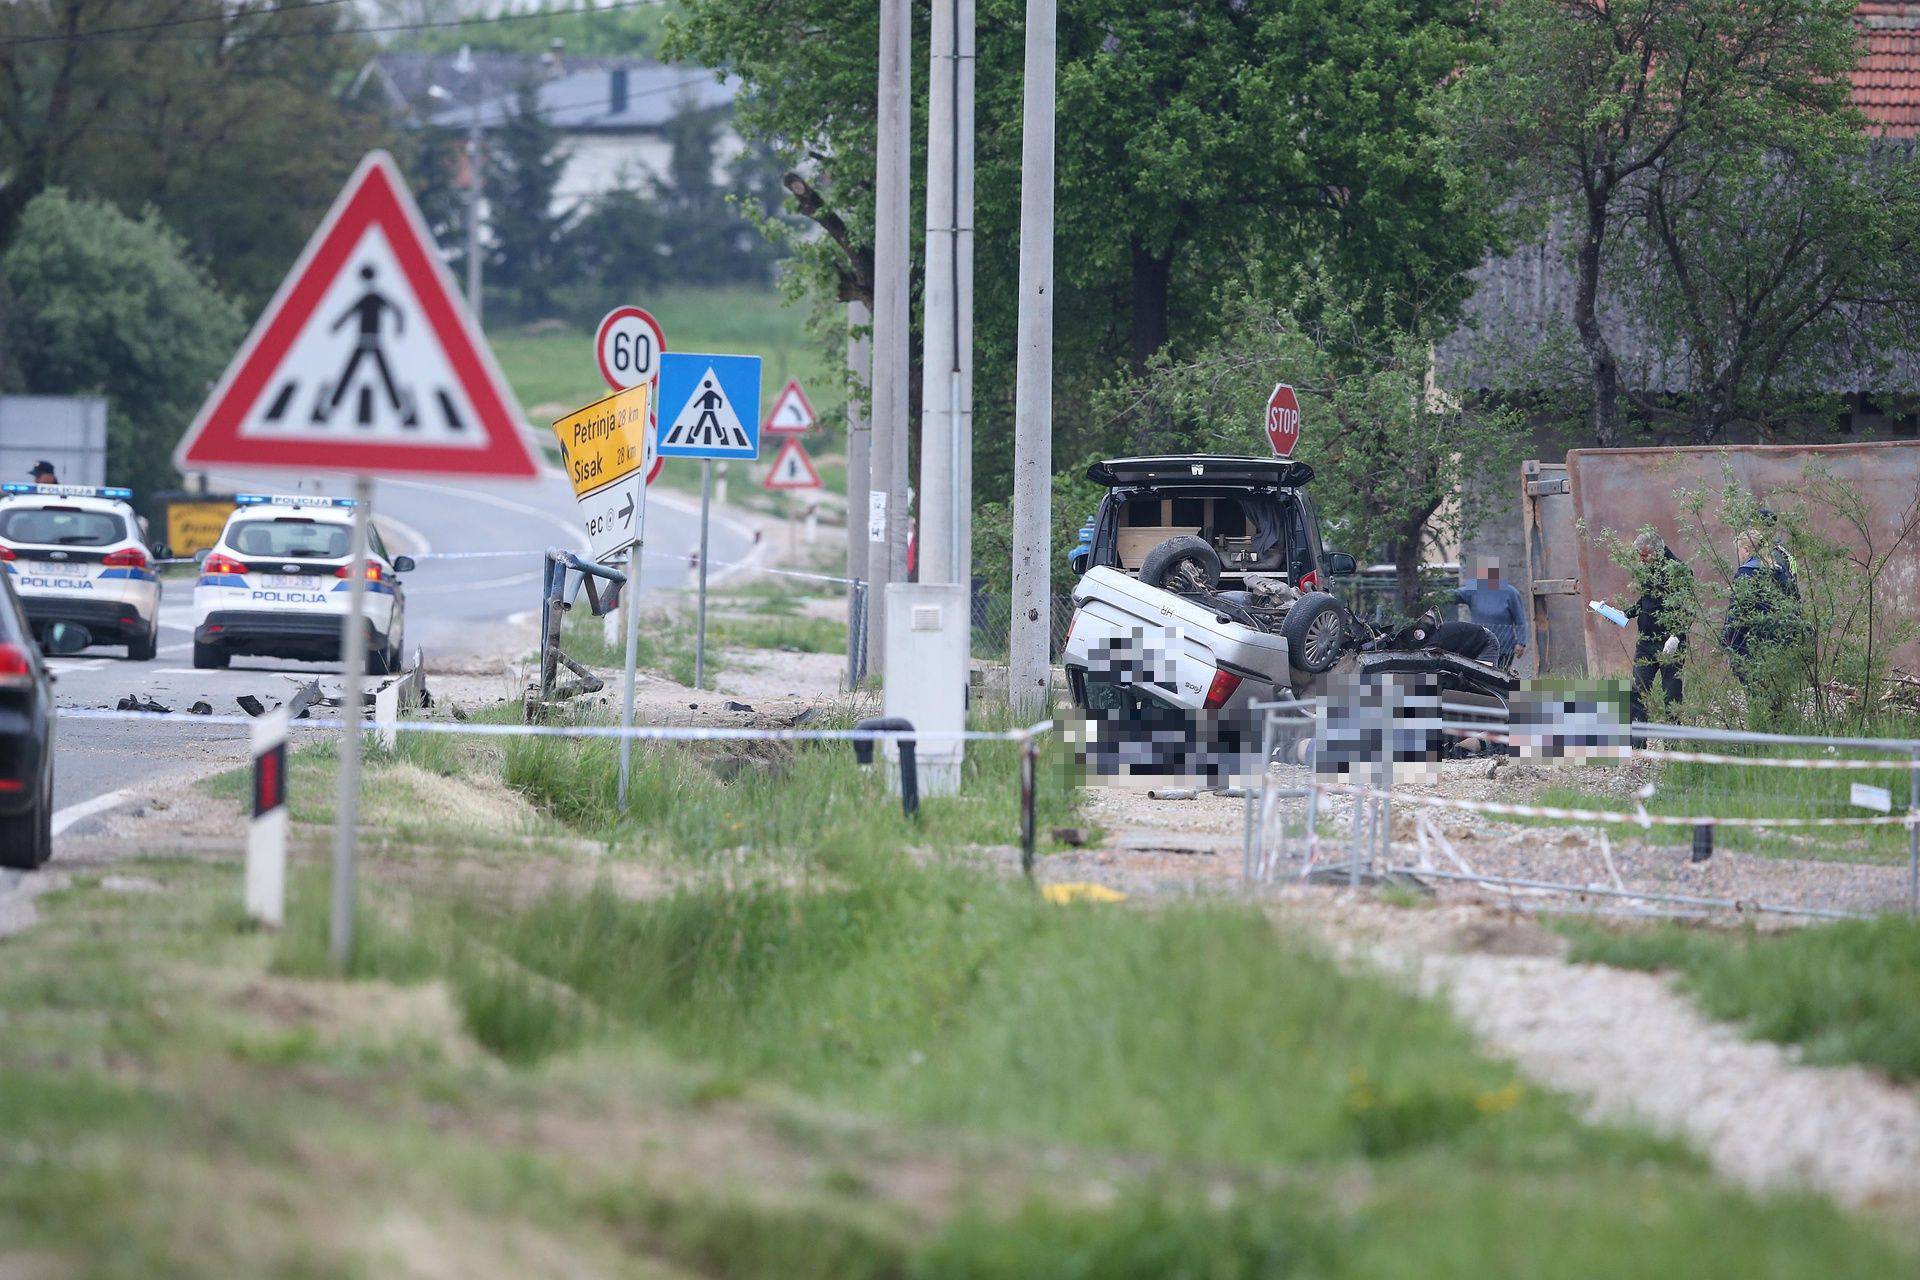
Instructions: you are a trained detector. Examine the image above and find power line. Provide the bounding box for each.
[0,0,665,49]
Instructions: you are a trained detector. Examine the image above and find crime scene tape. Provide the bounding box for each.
[1308,778,1915,828]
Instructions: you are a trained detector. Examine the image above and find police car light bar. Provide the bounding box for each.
[0,483,134,501]
[235,494,358,509]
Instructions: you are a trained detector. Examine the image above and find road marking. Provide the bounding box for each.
[48,658,110,673]
[375,510,433,558]
[158,643,190,656]
[52,788,132,836]
[379,476,590,553]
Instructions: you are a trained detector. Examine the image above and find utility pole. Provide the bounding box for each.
[919,0,974,588]
[845,300,872,682]
[868,0,912,673]
[1008,0,1056,713]
[954,0,976,595]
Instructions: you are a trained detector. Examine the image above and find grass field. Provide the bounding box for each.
[490,285,840,425]
[1559,916,1920,1080]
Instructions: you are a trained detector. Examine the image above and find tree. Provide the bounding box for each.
[485,83,574,319]
[1109,278,1522,610]
[667,0,1496,510]
[0,0,396,305]
[1445,0,1869,446]
[0,189,244,496]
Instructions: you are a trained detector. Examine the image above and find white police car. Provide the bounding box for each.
[192,494,412,673]
[0,483,161,660]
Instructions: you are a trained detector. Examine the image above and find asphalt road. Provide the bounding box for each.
[48,462,758,837]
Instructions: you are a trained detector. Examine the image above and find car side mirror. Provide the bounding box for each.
[391,555,416,574]
[45,622,91,655]
[151,543,170,560]
[1323,552,1358,576]
[193,548,210,565]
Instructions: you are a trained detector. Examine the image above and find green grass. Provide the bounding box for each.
[1559,916,1920,1080]
[491,285,839,423]
[708,612,845,654]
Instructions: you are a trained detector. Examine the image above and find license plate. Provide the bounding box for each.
[26,561,89,581]
[258,573,321,589]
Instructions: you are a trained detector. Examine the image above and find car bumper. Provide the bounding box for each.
[19,595,153,642]
[196,610,388,658]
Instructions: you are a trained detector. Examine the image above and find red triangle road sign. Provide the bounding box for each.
[175,151,538,479]
[762,436,822,490]
[762,378,816,435]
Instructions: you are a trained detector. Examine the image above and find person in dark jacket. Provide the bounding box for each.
[1722,528,1804,725]
[1621,530,1694,723]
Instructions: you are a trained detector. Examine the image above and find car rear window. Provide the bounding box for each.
[0,506,125,547]
[229,518,350,559]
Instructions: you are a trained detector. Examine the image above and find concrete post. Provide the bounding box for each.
[869,0,913,674]
[1008,0,1056,713]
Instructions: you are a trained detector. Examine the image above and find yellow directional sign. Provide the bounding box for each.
[551,382,650,501]
[163,498,239,557]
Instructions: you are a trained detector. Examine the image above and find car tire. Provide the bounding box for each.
[0,770,48,870]
[192,640,230,670]
[127,623,158,662]
[1139,535,1222,593]
[1280,592,1350,675]
[367,644,392,676]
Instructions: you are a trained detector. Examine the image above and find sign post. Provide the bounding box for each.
[657,351,763,692]
[172,151,539,968]
[550,382,652,808]
[1265,383,1302,457]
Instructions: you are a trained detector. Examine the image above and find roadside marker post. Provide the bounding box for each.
[658,351,763,692]
[246,708,291,928]
[173,150,539,968]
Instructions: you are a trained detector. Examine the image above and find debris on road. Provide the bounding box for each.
[285,680,323,721]
[116,695,170,714]
[725,700,755,713]
[235,695,267,718]
[188,701,212,716]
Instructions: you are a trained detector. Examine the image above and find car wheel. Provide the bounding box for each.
[0,773,45,870]
[127,622,158,662]
[1139,535,1222,593]
[192,640,230,670]
[1280,592,1350,674]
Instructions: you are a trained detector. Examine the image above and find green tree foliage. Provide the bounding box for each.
[1444,0,1919,445]
[1109,278,1523,610]
[485,84,575,319]
[668,0,1495,515]
[0,190,244,496]
[0,0,396,307]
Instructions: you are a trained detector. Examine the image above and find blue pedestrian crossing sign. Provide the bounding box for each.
[657,352,763,459]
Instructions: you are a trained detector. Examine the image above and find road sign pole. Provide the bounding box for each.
[619,487,648,810]
[331,473,374,969]
[695,459,713,690]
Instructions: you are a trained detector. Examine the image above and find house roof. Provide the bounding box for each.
[1856,2,1920,137]
[356,52,735,133]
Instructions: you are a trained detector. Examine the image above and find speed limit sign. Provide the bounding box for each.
[594,305,666,482]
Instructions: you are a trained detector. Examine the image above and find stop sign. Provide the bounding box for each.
[1265,383,1302,457]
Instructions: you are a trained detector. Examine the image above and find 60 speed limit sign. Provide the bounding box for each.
[595,305,666,482]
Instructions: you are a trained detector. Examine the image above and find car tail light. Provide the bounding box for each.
[0,643,32,688]
[1203,668,1243,710]
[0,546,14,561]
[1298,570,1320,591]
[203,553,249,576]
[335,562,384,581]
[102,546,149,569]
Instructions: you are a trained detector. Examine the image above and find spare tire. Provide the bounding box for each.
[1279,591,1350,674]
[1139,535,1222,593]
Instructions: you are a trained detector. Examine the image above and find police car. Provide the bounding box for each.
[192,494,413,673]
[0,483,161,660]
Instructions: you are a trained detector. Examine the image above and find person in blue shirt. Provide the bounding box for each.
[1452,557,1528,668]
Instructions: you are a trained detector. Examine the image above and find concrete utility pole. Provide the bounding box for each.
[918,0,976,588]
[845,300,872,679]
[868,0,913,672]
[1008,0,1056,712]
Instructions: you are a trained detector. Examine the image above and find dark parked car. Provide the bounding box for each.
[0,575,83,868]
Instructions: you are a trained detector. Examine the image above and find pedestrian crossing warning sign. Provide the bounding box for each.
[656,351,763,460]
[762,436,822,491]
[174,151,537,479]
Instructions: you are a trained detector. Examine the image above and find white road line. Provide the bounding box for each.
[158,643,190,656]
[379,476,590,553]
[375,510,433,558]
[48,658,110,673]
[52,788,132,836]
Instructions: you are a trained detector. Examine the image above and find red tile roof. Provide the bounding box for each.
[1857,3,1920,137]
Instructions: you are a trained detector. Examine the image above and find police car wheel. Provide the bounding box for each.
[192,640,230,671]
[127,624,157,662]
[0,772,48,870]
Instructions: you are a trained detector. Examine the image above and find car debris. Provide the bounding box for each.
[235,695,267,717]
[724,700,754,713]
[116,695,170,714]
[188,701,212,716]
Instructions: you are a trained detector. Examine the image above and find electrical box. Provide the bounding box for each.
[884,581,969,796]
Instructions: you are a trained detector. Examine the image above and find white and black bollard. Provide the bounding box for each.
[247,708,291,928]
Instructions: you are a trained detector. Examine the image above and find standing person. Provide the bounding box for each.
[28,461,57,485]
[1722,528,1802,726]
[1451,556,1529,669]
[1620,530,1694,724]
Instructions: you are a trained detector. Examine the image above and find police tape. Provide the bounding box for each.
[54,707,1050,744]
[406,547,862,588]
[1428,721,1913,770]
[1308,778,1914,828]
